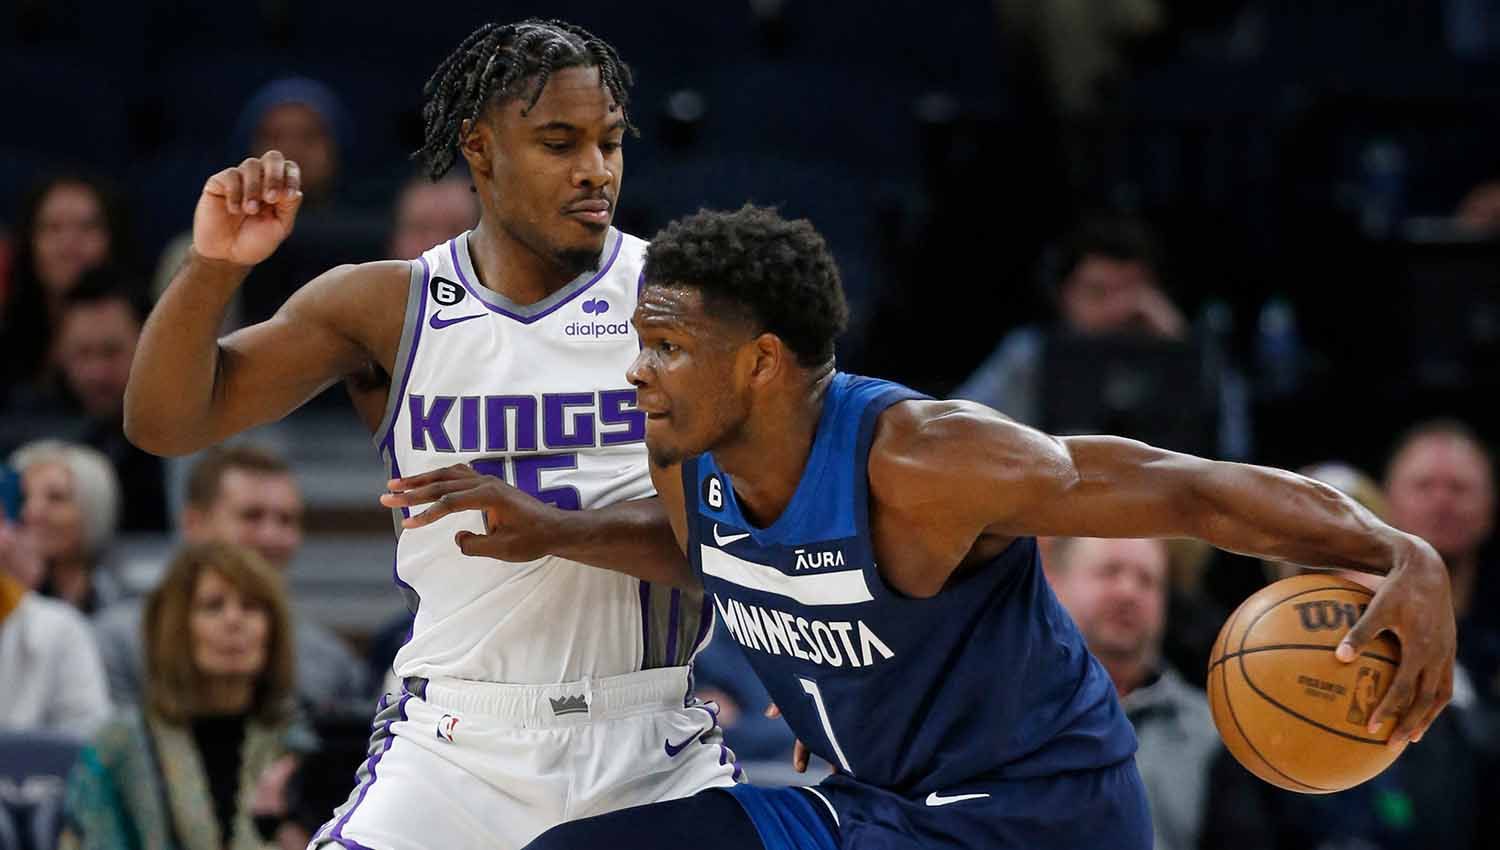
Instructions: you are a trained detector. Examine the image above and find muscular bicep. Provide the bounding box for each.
[649,460,690,554]
[984,433,1209,539]
[873,401,1208,546]
[210,262,406,438]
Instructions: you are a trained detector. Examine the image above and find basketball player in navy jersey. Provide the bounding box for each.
[385,206,1456,849]
[126,20,740,850]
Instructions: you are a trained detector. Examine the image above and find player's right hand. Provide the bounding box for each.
[194,150,304,266]
[381,464,564,562]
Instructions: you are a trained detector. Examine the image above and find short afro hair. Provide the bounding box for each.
[643,204,849,368]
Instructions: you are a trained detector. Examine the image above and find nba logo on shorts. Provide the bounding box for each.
[437,713,460,742]
[1346,667,1380,725]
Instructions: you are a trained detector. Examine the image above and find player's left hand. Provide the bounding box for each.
[1335,534,1456,747]
[381,464,563,561]
[765,703,836,774]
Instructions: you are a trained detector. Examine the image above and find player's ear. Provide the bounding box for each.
[459,117,493,179]
[745,332,785,389]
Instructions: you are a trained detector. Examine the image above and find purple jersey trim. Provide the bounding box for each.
[639,580,652,666]
[448,231,623,324]
[329,692,411,846]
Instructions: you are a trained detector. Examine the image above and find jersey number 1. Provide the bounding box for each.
[799,676,854,775]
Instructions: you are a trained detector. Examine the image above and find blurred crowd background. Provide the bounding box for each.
[2,2,1499,849]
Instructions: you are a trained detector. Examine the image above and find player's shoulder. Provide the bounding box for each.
[867,399,1059,503]
[612,228,650,277]
[617,227,649,255]
[290,259,412,315]
[281,260,414,350]
[298,259,412,298]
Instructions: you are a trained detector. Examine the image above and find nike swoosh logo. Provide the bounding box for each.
[925,791,991,807]
[428,311,486,330]
[664,729,705,757]
[713,524,750,547]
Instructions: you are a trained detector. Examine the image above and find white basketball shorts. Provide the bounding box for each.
[309,666,741,849]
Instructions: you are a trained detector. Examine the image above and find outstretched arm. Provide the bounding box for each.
[382,463,698,589]
[871,400,1456,746]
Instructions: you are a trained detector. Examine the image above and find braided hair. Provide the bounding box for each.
[414,18,635,180]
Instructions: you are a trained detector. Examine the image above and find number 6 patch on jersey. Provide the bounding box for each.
[703,475,725,510]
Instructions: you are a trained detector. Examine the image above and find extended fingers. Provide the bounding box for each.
[398,486,501,530]
[381,477,476,509]
[388,463,478,492]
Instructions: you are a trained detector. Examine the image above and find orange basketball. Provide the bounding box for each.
[1207,573,1407,793]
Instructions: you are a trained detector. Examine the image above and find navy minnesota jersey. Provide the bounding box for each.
[683,372,1137,797]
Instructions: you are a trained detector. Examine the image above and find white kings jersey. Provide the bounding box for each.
[374,229,710,684]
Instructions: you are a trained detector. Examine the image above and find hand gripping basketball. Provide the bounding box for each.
[1334,537,1456,746]
[194,150,305,266]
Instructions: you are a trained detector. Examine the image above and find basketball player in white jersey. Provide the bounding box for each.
[124,19,736,850]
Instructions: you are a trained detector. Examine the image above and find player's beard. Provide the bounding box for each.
[554,245,603,279]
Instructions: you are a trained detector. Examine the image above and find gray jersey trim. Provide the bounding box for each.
[642,581,712,670]
[371,257,430,450]
[451,228,622,322]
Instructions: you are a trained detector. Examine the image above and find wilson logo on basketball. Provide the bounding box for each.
[1292,600,1367,632]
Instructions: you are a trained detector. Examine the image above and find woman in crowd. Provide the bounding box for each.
[58,541,296,850]
[0,174,131,400]
[8,439,123,614]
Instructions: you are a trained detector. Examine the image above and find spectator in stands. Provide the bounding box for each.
[248,715,370,850]
[93,444,366,713]
[0,268,168,530]
[954,215,1252,459]
[234,78,349,210]
[1457,179,1500,235]
[58,542,294,850]
[0,517,111,734]
[151,77,384,333]
[1384,420,1500,713]
[388,172,480,260]
[0,175,130,402]
[8,440,124,614]
[1045,536,1218,850]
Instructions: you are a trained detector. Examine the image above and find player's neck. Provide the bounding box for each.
[715,373,833,530]
[467,221,587,304]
